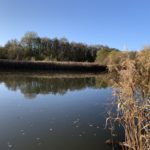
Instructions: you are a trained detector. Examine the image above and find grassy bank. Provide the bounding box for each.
[0,59,107,72]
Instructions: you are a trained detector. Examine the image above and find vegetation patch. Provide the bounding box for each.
[106,49,150,150]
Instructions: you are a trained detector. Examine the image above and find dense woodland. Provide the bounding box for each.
[0,32,118,62]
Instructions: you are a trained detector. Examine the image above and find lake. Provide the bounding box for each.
[0,72,113,150]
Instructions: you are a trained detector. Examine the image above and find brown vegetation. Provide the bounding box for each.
[106,49,150,150]
[0,59,107,72]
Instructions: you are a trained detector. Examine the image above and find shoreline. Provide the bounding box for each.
[0,59,107,73]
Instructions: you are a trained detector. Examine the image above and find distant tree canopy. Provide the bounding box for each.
[0,32,119,62]
[95,48,138,65]
[95,48,120,65]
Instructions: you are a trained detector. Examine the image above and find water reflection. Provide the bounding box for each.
[0,72,113,150]
[0,72,110,98]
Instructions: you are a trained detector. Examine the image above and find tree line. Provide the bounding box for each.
[0,32,118,62]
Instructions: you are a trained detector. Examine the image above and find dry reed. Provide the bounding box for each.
[0,59,107,72]
[106,49,150,150]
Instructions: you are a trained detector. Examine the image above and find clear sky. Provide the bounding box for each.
[0,0,150,50]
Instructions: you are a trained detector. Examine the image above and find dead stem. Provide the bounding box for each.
[106,49,150,150]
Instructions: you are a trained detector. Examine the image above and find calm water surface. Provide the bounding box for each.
[0,72,113,150]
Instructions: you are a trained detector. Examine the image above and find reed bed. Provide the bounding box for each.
[106,49,150,150]
[0,59,107,72]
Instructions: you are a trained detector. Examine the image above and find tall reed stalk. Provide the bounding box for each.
[106,49,150,150]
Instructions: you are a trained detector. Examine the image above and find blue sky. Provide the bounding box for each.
[0,0,150,50]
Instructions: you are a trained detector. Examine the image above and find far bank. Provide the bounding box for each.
[0,59,107,73]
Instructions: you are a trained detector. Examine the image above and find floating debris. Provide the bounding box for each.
[49,128,53,132]
[20,130,24,132]
[7,142,12,148]
[96,126,100,129]
[73,118,80,124]
[112,133,117,137]
[89,124,93,127]
[20,129,25,135]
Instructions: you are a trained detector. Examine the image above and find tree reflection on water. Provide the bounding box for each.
[0,72,110,98]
